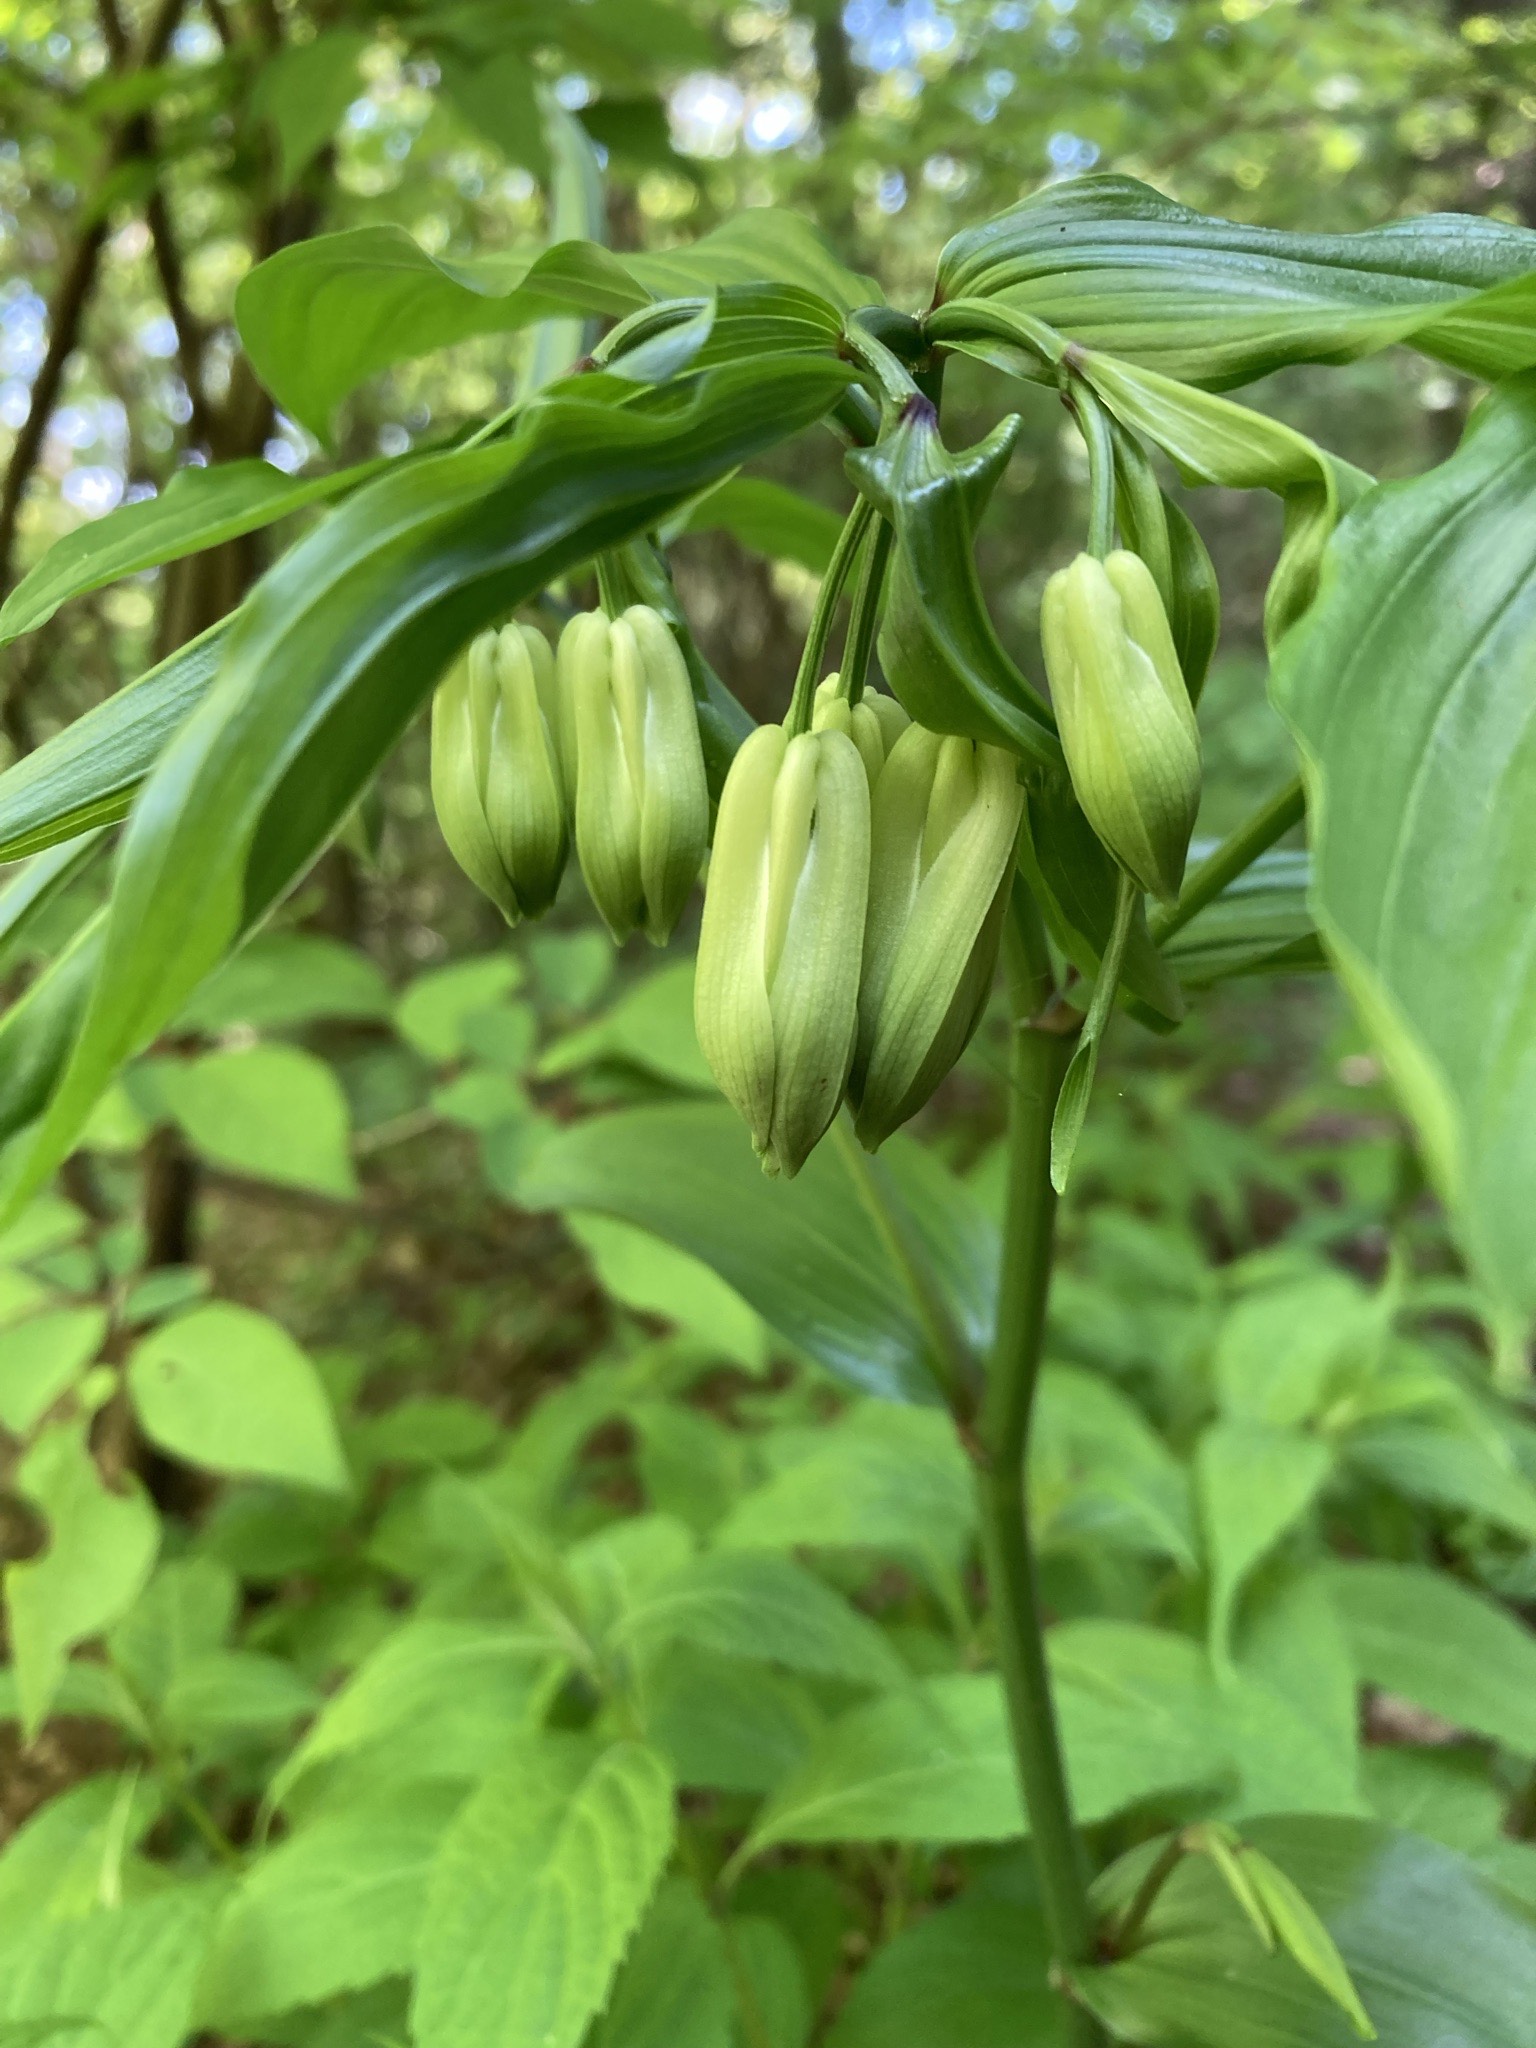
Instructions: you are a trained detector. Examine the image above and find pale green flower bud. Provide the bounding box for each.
[430,623,567,923]
[559,604,710,944]
[812,676,911,792]
[695,722,870,1178]
[850,726,1023,1149]
[1040,549,1202,903]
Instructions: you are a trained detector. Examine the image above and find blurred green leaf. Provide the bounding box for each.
[178,933,390,1033]
[127,1304,349,1494]
[1327,1561,1536,1754]
[0,1306,105,1437]
[827,1898,1061,2048]
[249,30,372,192]
[153,1044,357,1198]
[413,1735,674,2048]
[198,1784,463,2028]
[0,461,387,649]
[520,1101,995,1402]
[1083,1816,1536,2048]
[4,1421,158,1738]
[1273,373,1536,1317]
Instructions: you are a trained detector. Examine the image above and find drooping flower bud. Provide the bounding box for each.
[850,726,1023,1149]
[1040,549,1202,904]
[694,722,870,1178]
[811,675,909,791]
[558,605,710,944]
[430,623,567,923]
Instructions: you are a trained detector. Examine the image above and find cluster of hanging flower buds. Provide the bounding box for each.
[430,603,708,947]
[695,675,1023,1178]
[430,544,1201,1180]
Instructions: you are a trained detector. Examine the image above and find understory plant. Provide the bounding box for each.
[3,167,1536,2047]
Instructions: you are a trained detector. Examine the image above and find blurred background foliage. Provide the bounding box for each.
[3,2,1536,2029]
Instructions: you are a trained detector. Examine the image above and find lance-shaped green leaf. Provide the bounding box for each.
[238,211,877,440]
[0,458,388,647]
[0,836,104,975]
[1073,353,1373,645]
[0,623,228,863]
[1271,372,1536,1318]
[848,398,1060,767]
[935,174,1536,391]
[0,914,104,1154]
[0,358,852,1212]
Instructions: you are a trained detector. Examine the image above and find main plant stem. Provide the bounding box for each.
[973,891,1102,2046]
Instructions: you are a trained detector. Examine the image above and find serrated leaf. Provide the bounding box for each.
[412,1735,675,2048]
[0,1882,218,2048]
[197,1783,463,2027]
[613,1551,904,1690]
[126,1303,348,1493]
[590,1880,731,2048]
[268,1617,563,1811]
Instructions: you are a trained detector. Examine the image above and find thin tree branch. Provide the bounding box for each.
[94,0,131,65]
[143,187,216,448]
[204,0,237,49]
[0,222,112,605]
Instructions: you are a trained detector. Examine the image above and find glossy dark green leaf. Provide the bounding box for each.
[0,624,227,863]
[518,1101,996,1403]
[849,401,1059,765]
[0,358,852,1213]
[0,461,386,647]
[1083,1816,1536,2047]
[936,175,1536,391]
[1271,373,1536,1316]
[238,211,875,439]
